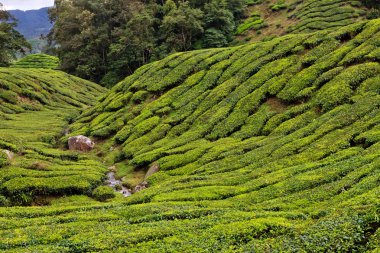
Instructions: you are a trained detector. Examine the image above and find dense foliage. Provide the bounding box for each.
[49,0,379,86]
[0,3,31,66]
[49,0,245,87]
[287,0,369,33]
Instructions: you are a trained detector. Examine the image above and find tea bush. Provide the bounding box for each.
[11,54,59,69]
[0,19,379,252]
[92,186,116,201]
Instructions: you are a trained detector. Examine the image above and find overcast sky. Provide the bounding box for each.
[1,0,54,11]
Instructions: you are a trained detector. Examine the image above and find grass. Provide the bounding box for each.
[0,17,379,252]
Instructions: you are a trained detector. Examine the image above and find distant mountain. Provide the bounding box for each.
[9,7,53,39]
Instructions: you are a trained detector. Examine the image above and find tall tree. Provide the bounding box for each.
[0,3,31,66]
[226,0,246,19]
[50,0,111,82]
[105,5,156,87]
[49,0,245,86]
[202,0,235,48]
[161,1,204,52]
[50,0,150,85]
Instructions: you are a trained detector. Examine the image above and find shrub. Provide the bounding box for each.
[236,17,265,35]
[0,151,9,167]
[92,186,116,201]
[0,195,9,206]
[367,9,380,20]
[0,20,379,252]
[271,0,288,11]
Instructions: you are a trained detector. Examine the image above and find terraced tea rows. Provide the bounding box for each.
[16,19,376,251]
[0,68,103,113]
[288,0,367,33]
[0,68,107,206]
[11,54,59,69]
[239,0,370,42]
[0,19,379,252]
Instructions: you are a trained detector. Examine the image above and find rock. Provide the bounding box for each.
[68,135,95,152]
[144,163,160,180]
[1,150,13,167]
[2,150,14,160]
[133,181,149,193]
[108,166,117,172]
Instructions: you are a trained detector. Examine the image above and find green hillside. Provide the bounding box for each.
[0,68,107,206]
[237,0,374,42]
[11,54,60,69]
[0,19,378,252]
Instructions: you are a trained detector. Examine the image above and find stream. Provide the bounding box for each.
[106,172,132,197]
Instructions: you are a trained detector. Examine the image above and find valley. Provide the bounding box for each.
[0,19,379,251]
[0,0,379,252]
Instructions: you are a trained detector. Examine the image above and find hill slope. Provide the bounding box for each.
[72,19,380,181]
[11,54,59,69]
[0,19,379,252]
[0,68,107,206]
[237,0,374,42]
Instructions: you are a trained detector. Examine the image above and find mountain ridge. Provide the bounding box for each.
[9,7,52,39]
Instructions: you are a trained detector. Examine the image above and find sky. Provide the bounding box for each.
[1,0,54,11]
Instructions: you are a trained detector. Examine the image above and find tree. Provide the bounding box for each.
[0,3,31,66]
[48,0,246,86]
[105,6,156,87]
[50,0,157,85]
[202,0,235,48]
[50,0,108,81]
[226,0,246,19]
[362,0,380,9]
[161,1,204,52]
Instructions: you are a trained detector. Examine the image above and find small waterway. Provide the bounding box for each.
[106,172,132,197]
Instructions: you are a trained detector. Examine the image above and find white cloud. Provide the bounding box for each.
[1,0,54,11]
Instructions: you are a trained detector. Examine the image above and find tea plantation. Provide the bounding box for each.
[11,54,60,69]
[288,0,369,33]
[0,19,377,252]
[0,68,107,206]
[239,0,371,41]
[0,18,379,253]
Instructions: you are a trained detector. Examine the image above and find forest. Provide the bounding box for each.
[48,0,246,86]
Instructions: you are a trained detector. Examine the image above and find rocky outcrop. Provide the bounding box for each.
[68,135,95,152]
[2,150,14,160]
[0,150,13,167]
[144,163,160,180]
[133,181,149,193]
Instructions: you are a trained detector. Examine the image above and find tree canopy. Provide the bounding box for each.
[49,0,245,87]
[0,3,31,66]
